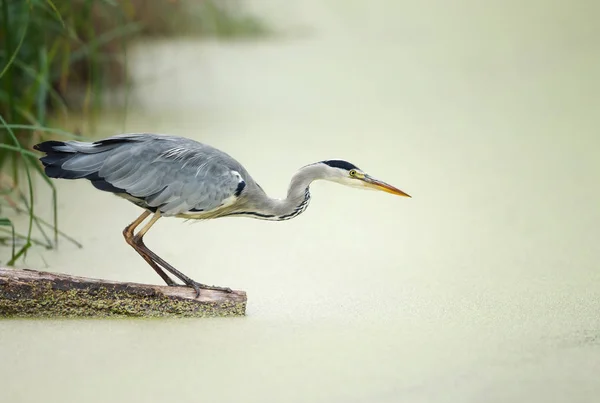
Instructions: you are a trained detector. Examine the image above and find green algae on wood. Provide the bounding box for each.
[0,267,246,318]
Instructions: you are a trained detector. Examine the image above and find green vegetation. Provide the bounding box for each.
[0,0,267,265]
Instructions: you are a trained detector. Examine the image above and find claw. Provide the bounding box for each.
[191,283,201,298]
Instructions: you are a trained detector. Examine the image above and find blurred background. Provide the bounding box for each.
[1,1,600,402]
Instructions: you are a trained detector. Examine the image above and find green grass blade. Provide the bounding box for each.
[0,143,43,158]
[17,192,53,248]
[0,114,35,260]
[0,227,51,248]
[2,203,81,248]
[0,3,29,80]
[54,22,142,78]
[2,124,87,140]
[12,58,68,116]
[36,47,49,124]
[22,153,59,245]
[0,217,16,261]
[7,241,32,265]
[44,0,65,28]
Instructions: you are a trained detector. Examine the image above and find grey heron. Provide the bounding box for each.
[34,133,410,296]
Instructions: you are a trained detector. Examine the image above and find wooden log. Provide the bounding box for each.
[0,267,246,318]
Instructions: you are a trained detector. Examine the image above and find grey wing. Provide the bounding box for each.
[60,135,246,216]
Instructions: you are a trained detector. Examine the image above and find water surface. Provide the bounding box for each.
[2,1,600,402]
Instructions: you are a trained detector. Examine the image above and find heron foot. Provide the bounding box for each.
[129,237,232,297]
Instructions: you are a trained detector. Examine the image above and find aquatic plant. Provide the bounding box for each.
[0,0,138,265]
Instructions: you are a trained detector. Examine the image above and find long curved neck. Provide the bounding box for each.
[236,164,324,221]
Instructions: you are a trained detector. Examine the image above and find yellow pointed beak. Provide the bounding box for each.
[363,175,411,197]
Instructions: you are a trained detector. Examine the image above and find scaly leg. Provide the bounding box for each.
[132,211,232,297]
[123,210,177,286]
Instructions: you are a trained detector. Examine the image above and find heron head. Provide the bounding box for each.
[318,160,411,197]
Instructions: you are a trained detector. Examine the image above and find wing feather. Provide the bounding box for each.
[87,135,246,216]
[61,153,106,172]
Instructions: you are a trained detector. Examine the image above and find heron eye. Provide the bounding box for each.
[349,170,357,177]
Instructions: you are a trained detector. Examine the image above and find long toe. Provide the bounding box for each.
[203,284,233,293]
[190,281,232,293]
[212,285,233,293]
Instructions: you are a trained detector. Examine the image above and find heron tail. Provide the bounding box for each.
[33,141,86,179]
[33,140,125,194]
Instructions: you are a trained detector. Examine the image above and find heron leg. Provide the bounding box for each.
[132,212,233,297]
[136,243,233,296]
[123,211,177,286]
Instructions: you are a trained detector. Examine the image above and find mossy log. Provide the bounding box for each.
[0,267,246,318]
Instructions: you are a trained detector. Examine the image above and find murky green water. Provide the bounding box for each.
[2,1,600,402]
